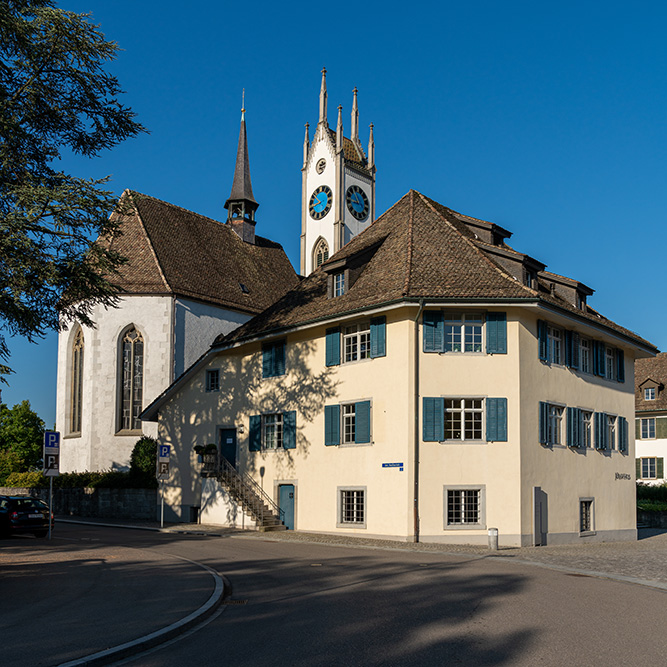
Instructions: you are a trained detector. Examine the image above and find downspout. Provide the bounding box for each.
[413,299,425,542]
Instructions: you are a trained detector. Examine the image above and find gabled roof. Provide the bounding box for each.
[105,191,299,314]
[214,190,655,349]
[636,353,667,411]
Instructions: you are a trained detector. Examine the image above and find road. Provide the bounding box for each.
[2,524,667,666]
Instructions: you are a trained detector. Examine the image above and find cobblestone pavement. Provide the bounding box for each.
[60,517,667,590]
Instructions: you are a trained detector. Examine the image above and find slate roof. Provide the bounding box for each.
[636,353,667,412]
[327,129,370,172]
[214,190,655,349]
[105,191,299,315]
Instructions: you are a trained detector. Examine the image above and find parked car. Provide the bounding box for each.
[0,495,54,538]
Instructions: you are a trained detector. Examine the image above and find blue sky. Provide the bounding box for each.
[4,0,667,426]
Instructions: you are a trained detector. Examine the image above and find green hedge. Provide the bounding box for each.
[638,500,667,513]
[4,470,156,489]
[637,483,667,503]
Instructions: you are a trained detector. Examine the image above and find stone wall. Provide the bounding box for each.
[1,487,158,520]
[637,510,667,528]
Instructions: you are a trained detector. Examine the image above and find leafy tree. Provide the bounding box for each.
[0,0,145,378]
[129,435,158,488]
[0,399,45,477]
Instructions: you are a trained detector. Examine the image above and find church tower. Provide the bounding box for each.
[225,103,258,244]
[300,69,376,275]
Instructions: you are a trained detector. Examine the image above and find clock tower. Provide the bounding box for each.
[300,69,376,275]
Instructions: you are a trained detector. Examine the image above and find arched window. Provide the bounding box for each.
[313,238,329,268]
[70,328,84,434]
[119,327,144,432]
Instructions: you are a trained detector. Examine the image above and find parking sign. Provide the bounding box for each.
[43,431,60,477]
[157,444,170,480]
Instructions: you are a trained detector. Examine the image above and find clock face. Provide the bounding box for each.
[346,185,370,221]
[309,185,333,220]
[316,158,326,174]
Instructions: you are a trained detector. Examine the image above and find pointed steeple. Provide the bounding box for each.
[225,98,258,244]
[336,105,343,153]
[319,67,328,126]
[368,123,375,169]
[303,122,310,167]
[351,88,359,143]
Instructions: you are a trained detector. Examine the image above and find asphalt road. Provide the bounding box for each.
[2,524,667,666]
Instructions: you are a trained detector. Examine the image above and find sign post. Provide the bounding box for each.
[43,431,60,540]
[157,444,171,528]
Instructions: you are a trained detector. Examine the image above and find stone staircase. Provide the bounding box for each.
[216,456,286,531]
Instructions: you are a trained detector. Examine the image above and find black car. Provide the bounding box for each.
[0,495,54,538]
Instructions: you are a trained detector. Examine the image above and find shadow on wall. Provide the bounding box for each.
[159,338,339,517]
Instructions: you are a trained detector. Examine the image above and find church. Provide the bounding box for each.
[60,72,656,546]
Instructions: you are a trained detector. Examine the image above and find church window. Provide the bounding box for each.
[119,327,144,432]
[314,239,329,268]
[70,329,84,434]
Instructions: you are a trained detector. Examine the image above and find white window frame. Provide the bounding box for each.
[444,312,484,353]
[581,410,593,448]
[644,387,656,401]
[205,369,220,392]
[444,398,484,441]
[342,403,356,444]
[548,404,563,445]
[641,457,658,480]
[579,498,595,535]
[580,338,591,374]
[444,485,486,529]
[605,347,616,380]
[641,418,656,440]
[262,413,284,450]
[343,322,371,363]
[337,487,366,528]
[547,326,562,365]
[607,414,617,450]
[334,272,345,297]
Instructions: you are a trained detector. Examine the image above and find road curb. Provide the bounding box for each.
[57,555,227,667]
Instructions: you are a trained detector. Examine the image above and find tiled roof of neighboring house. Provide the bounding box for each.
[104,191,299,315]
[636,353,667,411]
[214,190,655,349]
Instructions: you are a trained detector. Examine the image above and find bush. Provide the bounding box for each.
[638,500,667,513]
[3,469,155,489]
[129,436,158,489]
[5,470,47,488]
[637,483,667,503]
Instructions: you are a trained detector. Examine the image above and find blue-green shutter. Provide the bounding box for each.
[619,417,628,453]
[275,341,285,376]
[249,415,262,451]
[570,332,580,370]
[564,331,572,367]
[636,458,642,478]
[566,407,580,447]
[486,398,507,442]
[355,401,371,443]
[423,311,444,353]
[594,412,606,449]
[423,397,444,441]
[262,345,272,378]
[283,411,296,449]
[325,328,340,367]
[370,316,386,358]
[658,458,665,478]
[538,321,548,361]
[486,312,507,354]
[616,349,625,383]
[539,401,549,444]
[324,405,340,446]
[595,341,606,377]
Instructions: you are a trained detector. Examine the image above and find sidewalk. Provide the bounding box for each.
[61,516,667,590]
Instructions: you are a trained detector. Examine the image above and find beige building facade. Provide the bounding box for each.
[144,190,655,546]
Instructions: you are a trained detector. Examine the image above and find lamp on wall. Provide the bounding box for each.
[237,423,245,434]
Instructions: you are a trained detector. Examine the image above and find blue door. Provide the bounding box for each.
[279,484,295,530]
[219,429,237,469]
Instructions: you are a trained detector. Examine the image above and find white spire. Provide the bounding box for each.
[303,122,310,167]
[351,88,359,143]
[336,105,343,153]
[319,68,328,126]
[368,123,375,169]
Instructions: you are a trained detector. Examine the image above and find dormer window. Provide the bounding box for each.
[524,269,536,288]
[645,387,656,401]
[334,272,345,297]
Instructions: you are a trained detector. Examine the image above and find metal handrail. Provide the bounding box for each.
[217,455,285,525]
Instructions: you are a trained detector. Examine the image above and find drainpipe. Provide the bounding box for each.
[413,299,425,542]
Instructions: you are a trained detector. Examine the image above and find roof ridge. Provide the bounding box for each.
[126,191,171,293]
[403,190,415,295]
[415,191,537,298]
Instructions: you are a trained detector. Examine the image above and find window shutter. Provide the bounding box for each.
[564,331,573,367]
[539,401,548,444]
[566,407,578,447]
[324,405,340,446]
[262,346,273,378]
[370,316,386,358]
[594,412,605,449]
[486,312,507,354]
[570,332,580,370]
[538,320,548,361]
[249,415,262,452]
[658,458,665,479]
[595,341,606,377]
[325,328,340,367]
[275,342,285,376]
[486,398,507,442]
[423,311,444,353]
[283,411,296,449]
[635,419,641,439]
[635,458,642,478]
[619,417,628,453]
[423,397,444,442]
[355,401,371,443]
[616,349,625,383]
